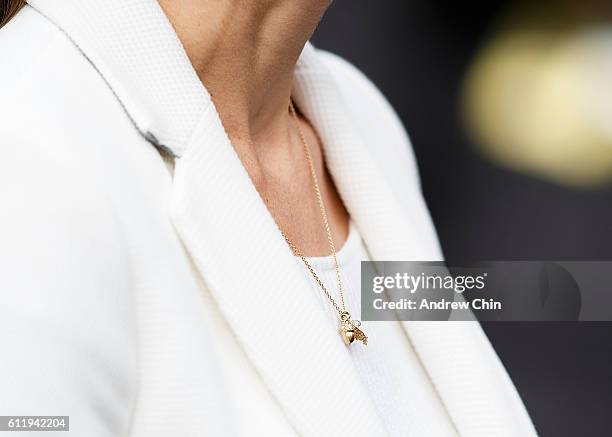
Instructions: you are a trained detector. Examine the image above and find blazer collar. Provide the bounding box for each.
[167,46,392,437]
[27,0,210,157]
[27,1,536,436]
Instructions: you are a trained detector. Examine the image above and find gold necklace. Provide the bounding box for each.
[271,101,367,346]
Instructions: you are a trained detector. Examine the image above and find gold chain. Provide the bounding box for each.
[261,100,367,346]
[284,101,346,315]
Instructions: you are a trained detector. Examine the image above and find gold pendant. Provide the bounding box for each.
[339,312,368,346]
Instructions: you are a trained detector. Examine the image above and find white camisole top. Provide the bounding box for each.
[300,221,458,437]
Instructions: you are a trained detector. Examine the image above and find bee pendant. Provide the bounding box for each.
[339,312,368,346]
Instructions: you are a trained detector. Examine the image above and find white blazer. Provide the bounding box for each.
[0,1,537,436]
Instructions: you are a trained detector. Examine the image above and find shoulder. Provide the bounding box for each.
[0,6,140,354]
[0,6,74,118]
[0,6,59,85]
[0,11,138,427]
[316,50,406,135]
[0,5,140,157]
[0,7,134,242]
[0,6,155,212]
[315,48,424,197]
[314,49,443,257]
[0,7,135,327]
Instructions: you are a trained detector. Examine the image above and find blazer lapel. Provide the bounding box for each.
[169,61,388,437]
[292,47,442,263]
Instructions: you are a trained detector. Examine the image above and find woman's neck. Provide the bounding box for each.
[159,0,350,256]
[159,0,330,143]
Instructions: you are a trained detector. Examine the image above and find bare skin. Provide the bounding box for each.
[158,0,349,256]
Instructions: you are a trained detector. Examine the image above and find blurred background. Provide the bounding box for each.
[313,1,612,435]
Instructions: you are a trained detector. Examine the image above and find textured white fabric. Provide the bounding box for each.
[303,222,458,437]
[0,2,538,436]
[26,0,209,153]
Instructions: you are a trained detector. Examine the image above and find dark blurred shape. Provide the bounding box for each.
[0,0,26,28]
[538,263,581,320]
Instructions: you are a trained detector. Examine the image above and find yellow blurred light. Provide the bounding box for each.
[463,27,612,187]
